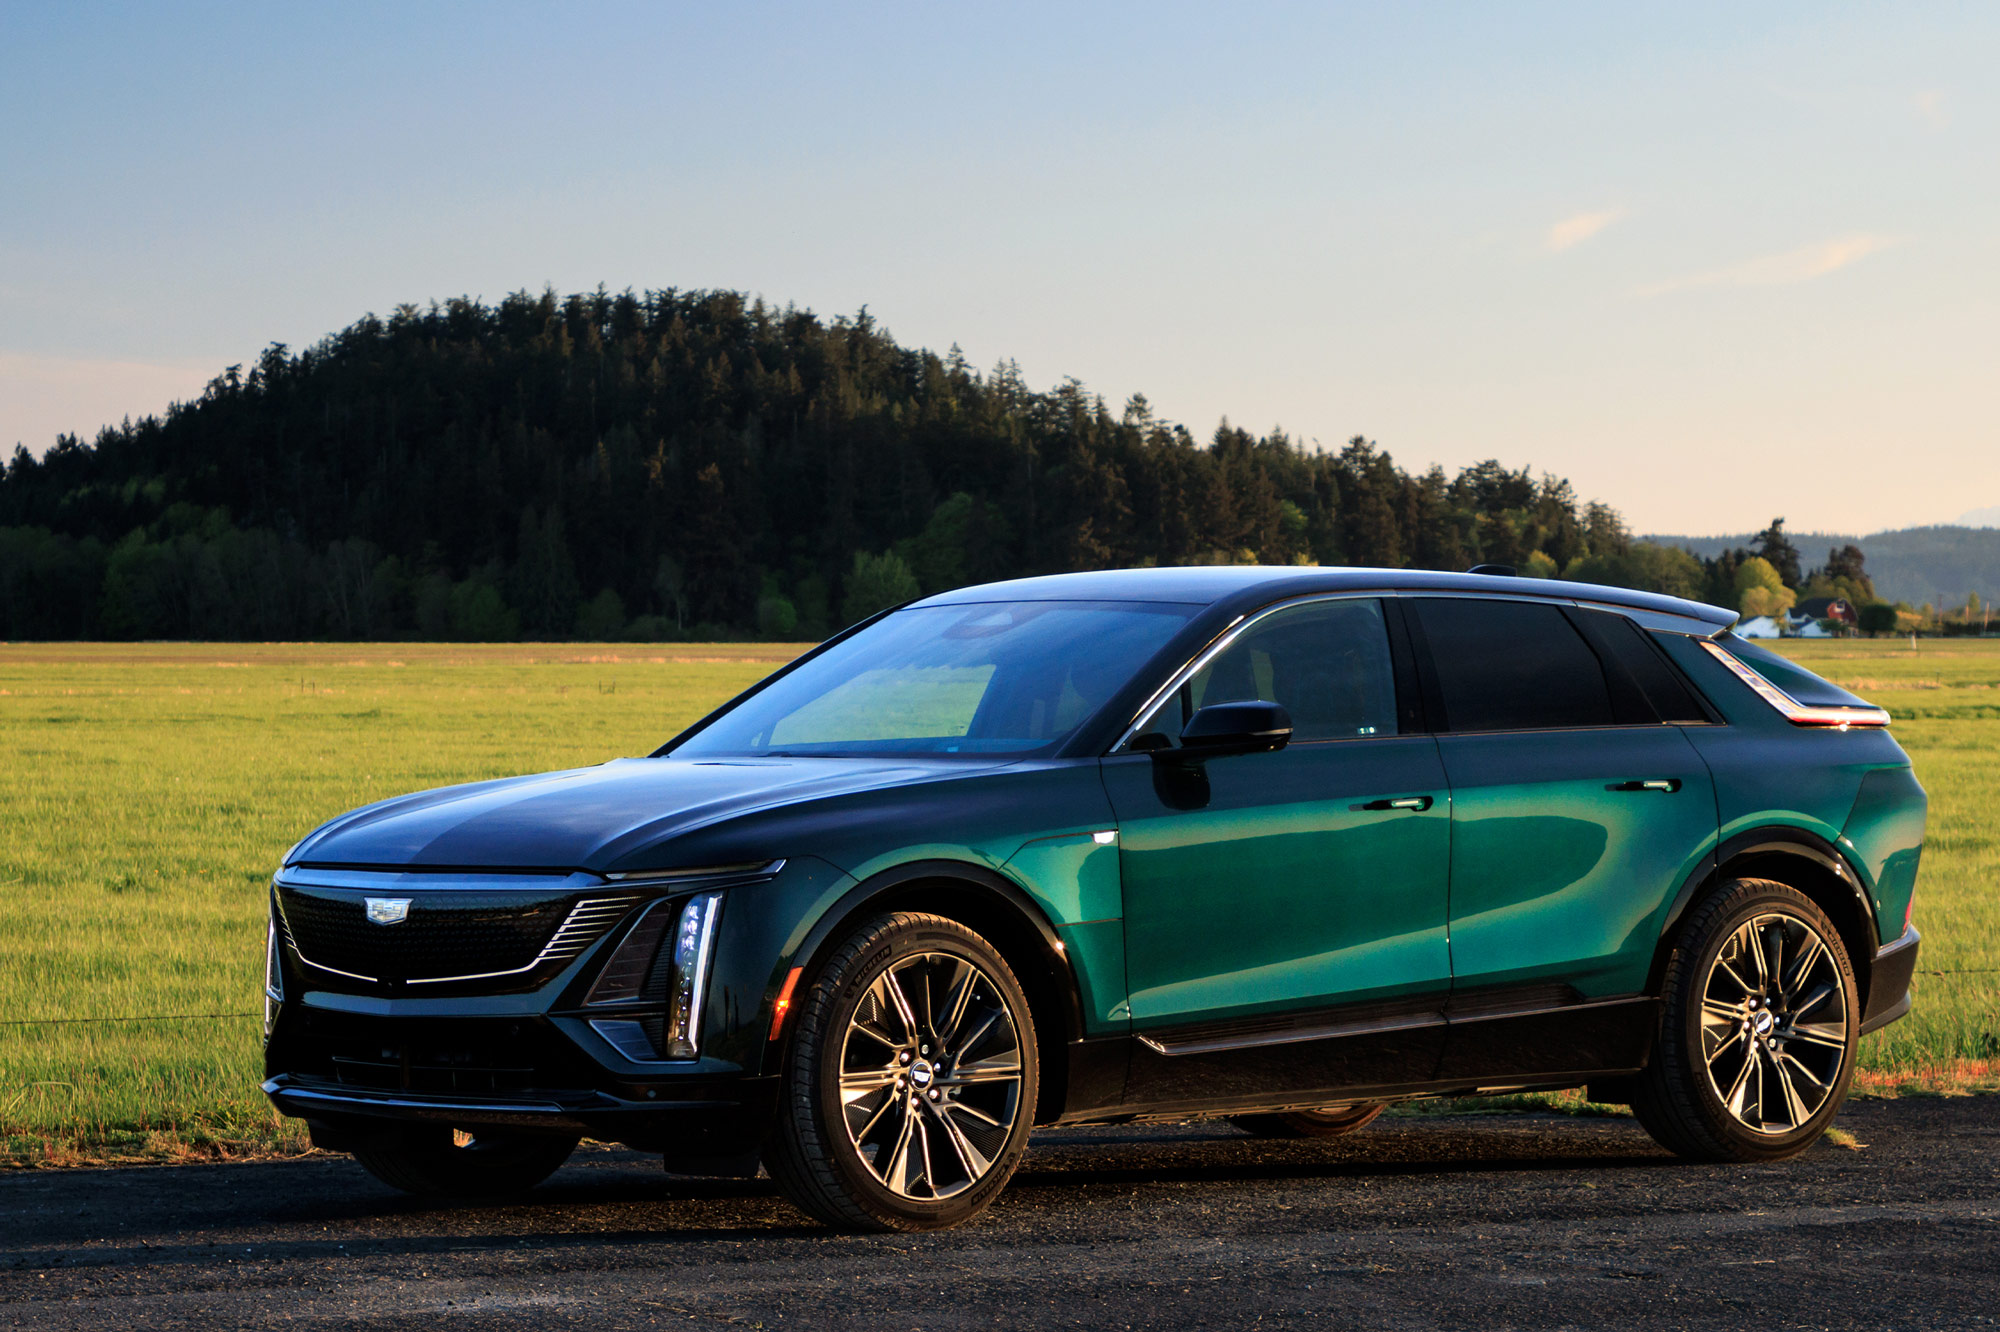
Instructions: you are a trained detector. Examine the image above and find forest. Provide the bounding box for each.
[0,287,1814,641]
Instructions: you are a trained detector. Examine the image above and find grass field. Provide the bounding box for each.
[1,638,1994,1165]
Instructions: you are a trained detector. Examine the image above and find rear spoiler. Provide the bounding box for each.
[1698,640,1891,729]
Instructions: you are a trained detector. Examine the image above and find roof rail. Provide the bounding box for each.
[1466,563,1516,576]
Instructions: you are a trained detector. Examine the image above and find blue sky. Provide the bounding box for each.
[3,1,1994,535]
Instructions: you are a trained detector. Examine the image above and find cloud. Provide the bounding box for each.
[1636,234,1898,297]
[1545,208,1624,252]
[1915,89,1949,130]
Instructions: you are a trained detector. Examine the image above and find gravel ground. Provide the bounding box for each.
[2,1097,1996,1330]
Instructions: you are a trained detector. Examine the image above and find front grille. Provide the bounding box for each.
[276,882,637,988]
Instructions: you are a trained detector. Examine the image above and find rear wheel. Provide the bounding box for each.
[1231,1103,1387,1139]
[764,912,1038,1231]
[352,1127,579,1197]
[1629,878,1858,1162]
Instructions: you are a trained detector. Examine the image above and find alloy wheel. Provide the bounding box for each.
[837,951,1025,1200]
[1699,911,1850,1134]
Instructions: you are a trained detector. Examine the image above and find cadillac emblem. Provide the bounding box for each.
[365,897,412,925]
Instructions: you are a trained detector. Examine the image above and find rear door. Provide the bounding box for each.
[1404,596,1720,1079]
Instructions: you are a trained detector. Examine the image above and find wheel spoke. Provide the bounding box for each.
[953,1006,1003,1062]
[1787,1020,1847,1051]
[1714,958,1755,999]
[847,1087,899,1144]
[1792,983,1837,1020]
[1701,998,1744,1024]
[1748,923,1773,989]
[880,968,921,1042]
[1703,1025,1745,1066]
[840,1065,901,1089]
[945,1099,1006,1129]
[1779,1050,1832,1097]
[936,959,977,1046]
[883,1098,921,1193]
[1781,937,1823,1003]
[937,1107,995,1179]
[1724,1046,1759,1120]
[1772,1051,1811,1129]
[945,1060,1022,1086]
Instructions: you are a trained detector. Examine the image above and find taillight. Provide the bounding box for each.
[1698,640,1891,728]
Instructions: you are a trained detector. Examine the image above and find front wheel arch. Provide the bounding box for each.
[771,860,1082,1125]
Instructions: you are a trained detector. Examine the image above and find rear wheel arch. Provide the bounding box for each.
[1648,830,1879,1010]
[774,859,1083,1124]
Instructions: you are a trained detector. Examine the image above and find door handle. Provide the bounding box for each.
[1357,796,1433,812]
[1609,779,1681,793]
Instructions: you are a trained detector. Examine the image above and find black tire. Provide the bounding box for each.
[352,1127,580,1197]
[763,912,1039,1231]
[1629,877,1859,1162]
[1231,1103,1387,1139]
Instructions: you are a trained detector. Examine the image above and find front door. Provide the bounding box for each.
[1102,596,1454,1106]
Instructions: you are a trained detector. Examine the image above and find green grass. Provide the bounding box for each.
[0,643,799,1164]
[1765,639,2000,1079]
[0,637,1994,1165]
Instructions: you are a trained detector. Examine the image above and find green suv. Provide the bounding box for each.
[263,567,1925,1230]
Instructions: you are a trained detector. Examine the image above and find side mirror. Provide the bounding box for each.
[1174,700,1293,757]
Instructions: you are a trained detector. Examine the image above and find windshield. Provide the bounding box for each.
[671,600,1199,758]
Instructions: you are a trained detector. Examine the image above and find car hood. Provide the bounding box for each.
[290,756,1004,872]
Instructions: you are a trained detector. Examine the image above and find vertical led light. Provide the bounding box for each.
[263,913,284,1039]
[661,892,722,1059]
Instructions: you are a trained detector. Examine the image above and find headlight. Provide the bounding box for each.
[585,891,724,1060]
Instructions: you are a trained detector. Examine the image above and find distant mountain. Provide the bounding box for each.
[1643,526,2000,608]
[1959,505,2000,529]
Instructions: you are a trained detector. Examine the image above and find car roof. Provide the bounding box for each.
[913,565,1735,632]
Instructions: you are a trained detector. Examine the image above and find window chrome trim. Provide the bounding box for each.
[1111,589,1431,754]
[1112,586,1722,753]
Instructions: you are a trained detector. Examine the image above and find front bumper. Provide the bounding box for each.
[262,1002,778,1155]
[1860,924,1921,1036]
[258,1072,772,1152]
[263,1071,775,1154]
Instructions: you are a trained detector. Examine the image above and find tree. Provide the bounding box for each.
[1735,556,1796,619]
[575,588,627,640]
[1857,602,1899,636]
[0,286,1637,640]
[1753,518,1802,589]
[840,551,920,625]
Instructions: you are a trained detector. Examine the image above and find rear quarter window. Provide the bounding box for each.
[1411,598,1614,732]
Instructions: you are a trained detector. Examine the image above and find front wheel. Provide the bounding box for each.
[763,912,1039,1231]
[1629,878,1859,1162]
[352,1127,580,1197]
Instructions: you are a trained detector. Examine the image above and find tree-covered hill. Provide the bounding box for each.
[1647,527,2000,611]
[3,288,1648,641]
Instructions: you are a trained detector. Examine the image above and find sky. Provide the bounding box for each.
[2,1,1995,537]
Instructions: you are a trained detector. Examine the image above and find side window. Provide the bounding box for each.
[1412,598,1614,732]
[1135,598,1400,746]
